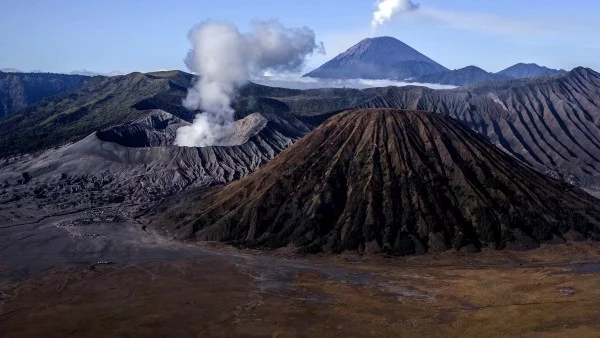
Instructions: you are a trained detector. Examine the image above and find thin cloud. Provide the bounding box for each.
[252,75,456,90]
[413,6,558,37]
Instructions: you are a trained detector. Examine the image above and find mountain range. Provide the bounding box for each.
[498,63,567,79]
[0,71,90,118]
[4,9,600,336]
[0,38,574,121]
[152,109,600,253]
[412,65,512,86]
[2,61,600,254]
[305,37,567,86]
[68,70,126,77]
[2,67,600,197]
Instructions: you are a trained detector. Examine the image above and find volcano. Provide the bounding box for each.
[304,37,448,80]
[152,109,600,254]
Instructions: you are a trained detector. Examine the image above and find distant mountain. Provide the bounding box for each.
[497,63,566,79]
[0,69,125,76]
[69,70,126,77]
[0,72,90,119]
[413,66,511,86]
[304,36,448,80]
[106,71,126,77]
[151,109,600,254]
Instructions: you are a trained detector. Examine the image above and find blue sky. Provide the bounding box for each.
[1,0,599,74]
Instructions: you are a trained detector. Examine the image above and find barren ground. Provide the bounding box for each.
[2,206,600,337]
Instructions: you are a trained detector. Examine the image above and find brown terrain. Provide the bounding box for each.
[2,243,600,337]
[151,109,600,254]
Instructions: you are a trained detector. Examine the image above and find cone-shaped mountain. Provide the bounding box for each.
[304,37,448,80]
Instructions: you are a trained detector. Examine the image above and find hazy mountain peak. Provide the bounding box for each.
[0,68,22,73]
[497,63,565,79]
[413,65,509,86]
[304,36,448,80]
[459,65,488,72]
[69,70,125,77]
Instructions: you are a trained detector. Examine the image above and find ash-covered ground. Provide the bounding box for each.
[0,204,207,284]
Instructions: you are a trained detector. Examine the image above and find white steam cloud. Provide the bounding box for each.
[175,20,325,147]
[372,0,420,29]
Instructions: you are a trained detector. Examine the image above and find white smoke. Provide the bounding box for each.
[372,0,420,29]
[176,20,325,147]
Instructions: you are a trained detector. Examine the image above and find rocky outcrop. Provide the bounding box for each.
[96,110,188,147]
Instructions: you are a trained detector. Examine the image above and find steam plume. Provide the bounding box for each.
[176,20,325,147]
[372,0,420,29]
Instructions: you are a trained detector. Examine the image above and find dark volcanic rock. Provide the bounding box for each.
[151,109,600,254]
[0,109,314,209]
[96,110,187,147]
[304,37,448,80]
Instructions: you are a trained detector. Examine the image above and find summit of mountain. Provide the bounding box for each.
[304,36,448,80]
[497,63,566,79]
